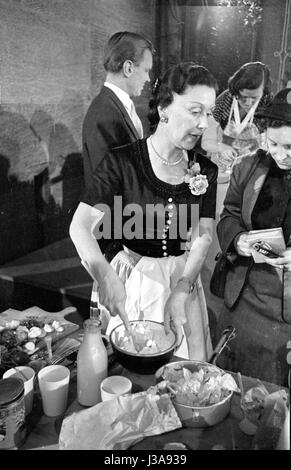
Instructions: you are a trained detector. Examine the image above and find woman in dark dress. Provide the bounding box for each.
[215,88,291,386]
[70,62,218,360]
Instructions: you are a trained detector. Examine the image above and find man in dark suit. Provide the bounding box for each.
[82,31,154,189]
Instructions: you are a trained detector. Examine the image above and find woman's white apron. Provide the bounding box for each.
[221,97,261,158]
[92,249,213,362]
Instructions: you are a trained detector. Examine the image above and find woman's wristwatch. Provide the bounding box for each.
[176,276,195,294]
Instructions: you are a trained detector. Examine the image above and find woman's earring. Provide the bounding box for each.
[160,115,168,123]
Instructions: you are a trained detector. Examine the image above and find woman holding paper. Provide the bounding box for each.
[214,88,291,386]
[201,62,272,172]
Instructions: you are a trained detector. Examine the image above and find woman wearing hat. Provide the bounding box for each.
[213,88,291,386]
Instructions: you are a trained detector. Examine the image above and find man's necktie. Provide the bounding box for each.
[129,101,143,138]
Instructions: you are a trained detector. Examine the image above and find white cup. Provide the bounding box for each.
[100,375,132,402]
[38,365,70,417]
[3,366,36,415]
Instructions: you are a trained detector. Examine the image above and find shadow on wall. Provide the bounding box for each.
[0,104,84,265]
[30,109,84,245]
[0,146,40,265]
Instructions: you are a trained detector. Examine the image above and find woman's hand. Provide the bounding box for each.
[234,232,253,257]
[69,202,130,330]
[264,248,291,271]
[164,285,188,346]
[215,143,237,169]
[97,266,130,331]
[165,226,213,342]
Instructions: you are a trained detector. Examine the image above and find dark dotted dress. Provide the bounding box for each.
[81,139,218,256]
[80,138,218,360]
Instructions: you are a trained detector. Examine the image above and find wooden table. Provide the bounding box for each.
[20,356,286,451]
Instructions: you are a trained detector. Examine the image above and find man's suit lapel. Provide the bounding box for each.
[101,87,140,140]
[242,153,273,230]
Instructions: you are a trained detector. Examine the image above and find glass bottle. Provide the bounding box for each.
[77,319,108,406]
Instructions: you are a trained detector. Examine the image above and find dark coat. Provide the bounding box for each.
[82,86,140,189]
[217,150,291,320]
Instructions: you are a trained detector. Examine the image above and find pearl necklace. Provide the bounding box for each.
[149,137,184,166]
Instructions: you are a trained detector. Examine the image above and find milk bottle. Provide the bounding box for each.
[77,319,108,406]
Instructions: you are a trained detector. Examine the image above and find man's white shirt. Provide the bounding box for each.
[104,82,143,138]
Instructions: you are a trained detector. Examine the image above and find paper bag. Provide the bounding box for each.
[59,391,182,450]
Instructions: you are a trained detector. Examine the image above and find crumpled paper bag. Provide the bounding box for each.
[253,389,289,450]
[239,382,290,448]
[59,391,182,450]
[240,383,269,426]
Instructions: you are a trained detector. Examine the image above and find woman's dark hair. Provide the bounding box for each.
[228,61,271,97]
[148,62,217,131]
[265,119,291,128]
[103,31,154,73]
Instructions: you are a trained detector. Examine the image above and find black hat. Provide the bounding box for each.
[255,87,291,121]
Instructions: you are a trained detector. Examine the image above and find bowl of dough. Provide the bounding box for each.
[109,320,177,374]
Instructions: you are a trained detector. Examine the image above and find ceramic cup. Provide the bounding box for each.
[38,365,70,417]
[3,365,36,415]
[100,375,132,402]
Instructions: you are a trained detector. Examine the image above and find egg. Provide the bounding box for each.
[28,327,43,338]
[44,324,54,333]
[52,320,61,330]
[24,341,36,352]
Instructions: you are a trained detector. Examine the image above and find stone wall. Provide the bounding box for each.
[0,0,155,264]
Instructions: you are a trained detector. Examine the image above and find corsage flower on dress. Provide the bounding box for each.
[184,162,208,196]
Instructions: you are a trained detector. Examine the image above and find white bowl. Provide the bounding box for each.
[100,375,132,402]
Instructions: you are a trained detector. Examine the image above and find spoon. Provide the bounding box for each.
[127,325,144,353]
[127,275,144,352]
